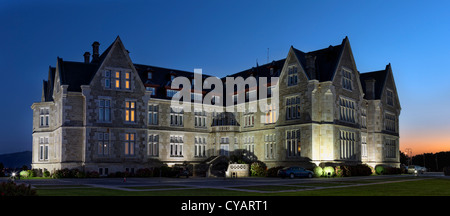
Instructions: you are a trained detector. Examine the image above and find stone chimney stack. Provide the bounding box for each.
[92,41,100,62]
[83,52,91,63]
[305,54,317,80]
[365,78,376,99]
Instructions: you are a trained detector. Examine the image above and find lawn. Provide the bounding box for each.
[35,178,450,196]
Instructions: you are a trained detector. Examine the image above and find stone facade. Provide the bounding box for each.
[31,36,401,175]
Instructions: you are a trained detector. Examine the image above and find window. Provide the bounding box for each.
[115,71,121,89]
[167,89,179,98]
[287,66,298,86]
[220,144,229,156]
[339,130,355,160]
[194,109,206,128]
[170,135,183,157]
[148,104,159,125]
[147,72,152,79]
[146,87,156,96]
[244,111,254,127]
[361,108,367,128]
[342,69,353,91]
[244,136,255,155]
[124,133,135,156]
[286,96,300,120]
[39,108,49,127]
[246,90,256,101]
[339,97,355,123]
[104,70,111,89]
[125,72,131,90]
[265,134,276,159]
[385,138,397,158]
[361,136,367,158]
[97,133,109,156]
[98,99,111,122]
[385,113,396,132]
[387,89,394,106]
[191,92,202,102]
[286,130,300,157]
[170,107,184,126]
[39,137,49,161]
[148,134,159,157]
[195,136,207,157]
[125,101,136,123]
[265,104,277,124]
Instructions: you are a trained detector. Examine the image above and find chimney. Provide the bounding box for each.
[92,41,100,62]
[83,52,90,63]
[365,79,376,99]
[305,54,317,80]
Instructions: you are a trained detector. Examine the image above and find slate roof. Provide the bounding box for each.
[359,67,389,100]
[42,37,386,103]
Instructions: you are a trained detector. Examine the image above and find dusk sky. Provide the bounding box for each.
[1,0,450,155]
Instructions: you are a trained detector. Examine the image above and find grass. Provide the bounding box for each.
[34,177,450,196]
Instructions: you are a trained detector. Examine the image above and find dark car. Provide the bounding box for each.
[277,166,313,179]
[176,168,190,178]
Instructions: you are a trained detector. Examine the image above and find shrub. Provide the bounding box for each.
[266,166,284,177]
[43,170,51,178]
[19,170,29,178]
[323,166,335,177]
[375,165,385,175]
[86,171,100,178]
[313,166,323,177]
[250,161,267,177]
[136,168,152,177]
[27,169,37,178]
[0,182,36,196]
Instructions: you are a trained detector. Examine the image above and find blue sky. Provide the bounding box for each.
[1,0,450,154]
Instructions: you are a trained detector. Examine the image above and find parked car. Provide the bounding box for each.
[277,166,313,179]
[407,165,427,174]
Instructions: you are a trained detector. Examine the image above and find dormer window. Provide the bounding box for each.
[170,74,176,81]
[387,89,394,106]
[147,72,152,79]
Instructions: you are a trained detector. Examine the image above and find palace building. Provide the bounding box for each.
[31,36,401,175]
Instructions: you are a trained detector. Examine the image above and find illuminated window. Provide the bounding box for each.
[98,99,111,122]
[97,133,109,156]
[125,72,130,89]
[148,104,158,125]
[342,68,353,91]
[39,108,50,127]
[339,130,355,160]
[148,134,159,157]
[125,101,136,123]
[170,135,183,157]
[265,104,277,124]
[286,130,300,157]
[124,133,135,156]
[115,71,121,89]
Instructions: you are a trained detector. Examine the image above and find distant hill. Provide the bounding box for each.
[0,151,32,169]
